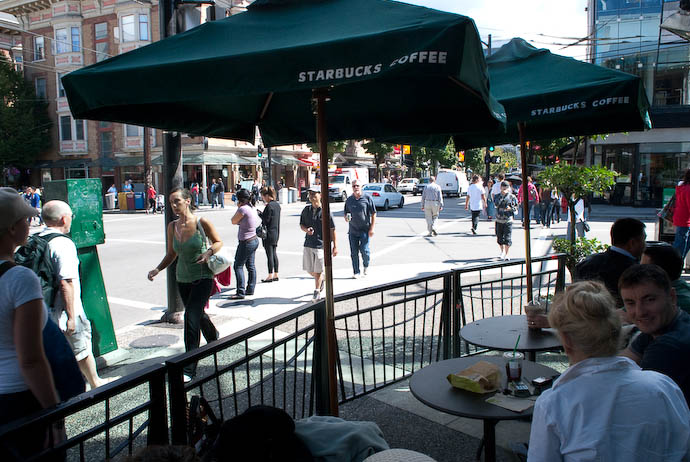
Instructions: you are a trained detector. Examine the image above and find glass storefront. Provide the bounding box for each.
[592,143,690,206]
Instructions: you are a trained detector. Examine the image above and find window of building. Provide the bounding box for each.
[100,131,113,155]
[99,121,112,129]
[121,15,136,42]
[95,22,109,62]
[35,78,47,100]
[125,124,143,137]
[57,73,65,98]
[95,22,107,40]
[34,36,45,61]
[65,165,88,179]
[56,28,68,54]
[60,115,86,141]
[139,14,149,41]
[60,115,72,141]
[121,14,149,42]
[71,27,80,52]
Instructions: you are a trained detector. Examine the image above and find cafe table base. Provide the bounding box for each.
[409,356,558,462]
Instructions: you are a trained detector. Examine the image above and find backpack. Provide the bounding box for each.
[14,233,66,308]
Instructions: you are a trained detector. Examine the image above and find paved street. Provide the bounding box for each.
[99,197,658,333]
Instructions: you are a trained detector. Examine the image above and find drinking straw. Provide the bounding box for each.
[513,334,521,357]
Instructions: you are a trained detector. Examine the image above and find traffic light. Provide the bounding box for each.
[488,146,495,152]
[458,151,465,162]
[257,144,264,158]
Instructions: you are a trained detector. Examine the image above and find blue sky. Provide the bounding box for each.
[402,0,589,60]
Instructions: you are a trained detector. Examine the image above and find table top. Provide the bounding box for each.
[461,315,562,353]
[409,356,559,421]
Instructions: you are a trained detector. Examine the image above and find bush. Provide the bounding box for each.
[552,237,609,277]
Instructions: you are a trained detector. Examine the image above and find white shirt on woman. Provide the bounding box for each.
[528,356,690,462]
[0,262,47,394]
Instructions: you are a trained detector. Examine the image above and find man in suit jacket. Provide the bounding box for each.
[575,218,646,306]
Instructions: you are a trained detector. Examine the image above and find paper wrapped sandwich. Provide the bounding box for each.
[447,361,501,394]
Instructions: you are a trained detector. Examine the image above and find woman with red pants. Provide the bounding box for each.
[673,169,690,260]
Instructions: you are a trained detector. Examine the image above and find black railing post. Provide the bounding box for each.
[167,361,188,445]
[556,254,566,293]
[451,270,461,358]
[147,367,169,446]
[313,300,332,414]
[441,273,452,360]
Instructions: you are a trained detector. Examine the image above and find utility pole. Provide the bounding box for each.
[159,0,184,323]
[267,146,273,187]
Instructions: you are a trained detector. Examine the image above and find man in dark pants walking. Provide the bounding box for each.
[465,175,486,234]
[344,179,377,278]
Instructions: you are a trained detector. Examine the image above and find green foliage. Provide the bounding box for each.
[553,237,609,277]
[407,142,456,173]
[539,163,616,244]
[464,146,517,177]
[362,140,394,181]
[0,58,52,183]
[307,140,348,161]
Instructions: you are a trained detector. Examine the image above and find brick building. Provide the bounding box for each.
[0,0,313,199]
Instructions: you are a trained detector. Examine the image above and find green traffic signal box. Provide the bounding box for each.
[43,179,118,357]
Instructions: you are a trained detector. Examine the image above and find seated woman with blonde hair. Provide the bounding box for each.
[528,280,690,462]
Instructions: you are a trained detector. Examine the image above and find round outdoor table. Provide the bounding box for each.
[409,356,558,462]
[461,315,562,362]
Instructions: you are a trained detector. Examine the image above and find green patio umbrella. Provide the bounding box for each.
[62,0,505,147]
[63,0,506,417]
[452,38,651,301]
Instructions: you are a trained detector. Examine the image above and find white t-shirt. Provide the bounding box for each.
[39,229,87,326]
[467,183,485,211]
[0,261,48,394]
[490,181,502,197]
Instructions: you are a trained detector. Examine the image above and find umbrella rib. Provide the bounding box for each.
[447,76,481,100]
[259,92,274,122]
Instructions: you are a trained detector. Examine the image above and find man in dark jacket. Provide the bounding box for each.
[575,218,646,306]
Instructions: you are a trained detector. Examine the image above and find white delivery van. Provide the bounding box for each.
[436,169,469,197]
[328,167,369,201]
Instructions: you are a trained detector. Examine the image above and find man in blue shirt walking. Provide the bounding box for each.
[344,179,376,278]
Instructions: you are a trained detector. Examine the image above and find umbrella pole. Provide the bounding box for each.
[518,122,533,303]
[314,87,339,416]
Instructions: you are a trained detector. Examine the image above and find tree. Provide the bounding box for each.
[361,141,394,182]
[464,146,517,177]
[538,164,617,256]
[0,58,52,185]
[307,140,348,162]
[408,142,456,174]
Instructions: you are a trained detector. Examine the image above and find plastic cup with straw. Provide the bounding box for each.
[504,334,523,381]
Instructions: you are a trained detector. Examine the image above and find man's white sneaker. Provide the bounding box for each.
[313,290,320,300]
[353,273,360,279]
[498,252,505,260]
[363,267,368,276]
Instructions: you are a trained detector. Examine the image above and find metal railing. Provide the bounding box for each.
[0,364,168,461]
[0,254,566,458]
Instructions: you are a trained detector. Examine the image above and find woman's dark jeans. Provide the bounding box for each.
[178,278,217,377]
[263,240,279,273]
[234,237,259,295]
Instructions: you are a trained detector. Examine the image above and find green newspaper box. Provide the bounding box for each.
[43,179,117,357]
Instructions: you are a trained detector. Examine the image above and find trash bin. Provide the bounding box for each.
[126,192,135,211]
[104,193,116,210]
[118,192,128,210]
[134,192,145,210]
[289,187,298,203]
[279,187,289,205]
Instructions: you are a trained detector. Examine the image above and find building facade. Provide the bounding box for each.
[0,0,313,199]
[588,0,690,206]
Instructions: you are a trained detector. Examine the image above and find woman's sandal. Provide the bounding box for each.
[261,277,275,283]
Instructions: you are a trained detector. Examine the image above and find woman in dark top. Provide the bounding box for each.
[259,186,281,282]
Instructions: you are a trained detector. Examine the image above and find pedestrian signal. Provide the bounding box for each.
[403,145,411,155]
[505,161,510,168]
[458,151,465,162]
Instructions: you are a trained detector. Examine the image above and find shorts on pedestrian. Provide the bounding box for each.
[303,247,324,273]
[496,221,512,246]
[64,314,93,362]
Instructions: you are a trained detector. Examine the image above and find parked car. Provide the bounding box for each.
[414,177,431,195]
[397,178,419,194]
[363,183,404,210]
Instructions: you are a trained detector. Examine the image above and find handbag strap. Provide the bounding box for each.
[196,218,211,247]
